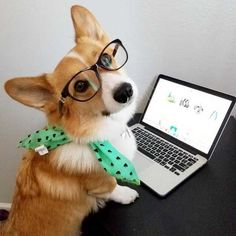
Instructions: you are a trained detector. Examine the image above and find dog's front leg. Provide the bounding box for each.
[85,172,139,205]
[86,172,117,199]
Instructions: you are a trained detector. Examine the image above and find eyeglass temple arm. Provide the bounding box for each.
[112,44,120,57]
[58,98,65,116]
[58,88,68,115]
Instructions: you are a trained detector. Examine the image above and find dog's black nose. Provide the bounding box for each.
[113,82,133,103]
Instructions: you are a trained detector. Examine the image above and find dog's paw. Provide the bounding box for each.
[96,198,106,209]
[108,184,139,204]
[91,198,107,213]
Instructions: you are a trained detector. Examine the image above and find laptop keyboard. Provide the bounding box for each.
[132,127,198,176]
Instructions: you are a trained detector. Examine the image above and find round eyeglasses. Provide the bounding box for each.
[59,39,128,110]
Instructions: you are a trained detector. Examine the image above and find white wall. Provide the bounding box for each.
[0,0,235,202]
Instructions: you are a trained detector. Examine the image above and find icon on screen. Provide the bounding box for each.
[170,125,178,136]
[179,98,190,108]
[167,92,176,103]
[194,105,204,114]
[210,111,218,120]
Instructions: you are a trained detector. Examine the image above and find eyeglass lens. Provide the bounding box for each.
[68,70,100,101]
[99,42,127,70]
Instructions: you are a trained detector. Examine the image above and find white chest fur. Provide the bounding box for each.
[55,142,99,172]
[55,126,137,173]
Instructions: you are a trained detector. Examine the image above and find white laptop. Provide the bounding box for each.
[131,74,235,196]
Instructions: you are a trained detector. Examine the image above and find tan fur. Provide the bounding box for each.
[1,5,119,236]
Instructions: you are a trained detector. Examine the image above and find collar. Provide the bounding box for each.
[19,126,140,185]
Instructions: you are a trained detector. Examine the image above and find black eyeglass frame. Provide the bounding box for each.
[59,39,128,106]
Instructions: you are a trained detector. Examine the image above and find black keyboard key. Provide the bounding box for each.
[153,152,159,156]
[168,161,174,165]
[155,159,161,163]
[188,158,196,163]
[186,162,194,167]
[170,167,176,172]
[173,164,185,172]
[179,163,187,169]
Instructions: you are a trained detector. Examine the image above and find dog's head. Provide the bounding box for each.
[5,6,138,141]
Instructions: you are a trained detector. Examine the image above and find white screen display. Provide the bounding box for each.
[142,78,232,154]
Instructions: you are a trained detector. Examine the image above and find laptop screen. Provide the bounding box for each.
[142,77,233,155]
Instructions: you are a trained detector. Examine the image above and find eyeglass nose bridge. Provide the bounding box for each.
[78,64,101,80]
[89,63,102,82]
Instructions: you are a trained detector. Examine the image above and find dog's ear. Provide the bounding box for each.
[5,74,55,111]
[71,5,109,43]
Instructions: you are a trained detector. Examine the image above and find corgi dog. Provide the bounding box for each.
[1,5,139,236]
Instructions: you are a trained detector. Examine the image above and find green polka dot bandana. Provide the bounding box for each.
[89,141,140,185]
[19,126,71,150]
[19,127,140,185]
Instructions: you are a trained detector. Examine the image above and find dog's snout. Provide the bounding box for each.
[113,82,133,104]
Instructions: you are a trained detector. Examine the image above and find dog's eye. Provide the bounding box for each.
[74,80,89,93]
[100,53,112,68]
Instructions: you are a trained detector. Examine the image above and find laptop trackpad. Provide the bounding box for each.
[133,152,154,174]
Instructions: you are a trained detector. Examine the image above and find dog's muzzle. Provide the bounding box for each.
[113,82,133,104]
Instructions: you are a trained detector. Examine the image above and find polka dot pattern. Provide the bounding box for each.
[18,126,71,151]
[89,141,140,185]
